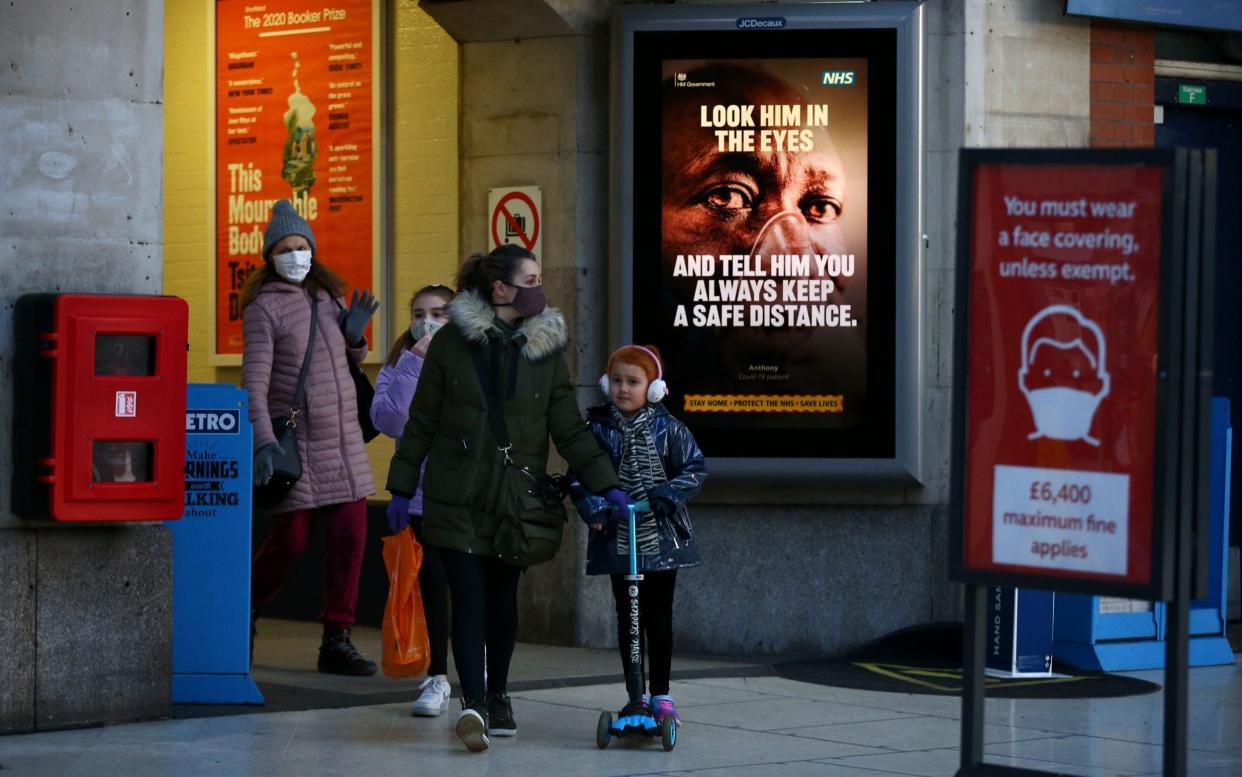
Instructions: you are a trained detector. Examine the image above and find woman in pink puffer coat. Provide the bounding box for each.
[240,199,380,676]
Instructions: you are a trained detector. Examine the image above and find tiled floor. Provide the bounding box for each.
[1,621,1239,776]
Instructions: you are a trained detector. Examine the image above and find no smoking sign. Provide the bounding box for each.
[488,186,542,260]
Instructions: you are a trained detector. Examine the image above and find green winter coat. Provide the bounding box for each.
[385,290,618,557]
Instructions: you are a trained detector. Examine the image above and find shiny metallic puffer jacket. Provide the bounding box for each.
[569,402,708,575]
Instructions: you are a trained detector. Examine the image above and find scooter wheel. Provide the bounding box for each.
[660,715,677,751]
[596,710,612,749]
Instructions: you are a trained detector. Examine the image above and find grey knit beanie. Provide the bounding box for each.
[262,199,317,258]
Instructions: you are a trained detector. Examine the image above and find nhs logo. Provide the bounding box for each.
[186,409,241,435]
[821,70,856,86]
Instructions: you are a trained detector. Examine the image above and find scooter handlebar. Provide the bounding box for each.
[628,500,651,516]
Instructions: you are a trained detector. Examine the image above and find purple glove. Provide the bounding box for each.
[600,487,634,524]
[387,494,412,534]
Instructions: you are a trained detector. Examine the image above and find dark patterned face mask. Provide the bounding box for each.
[497,283,546,318]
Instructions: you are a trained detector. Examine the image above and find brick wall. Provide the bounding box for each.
[1090,22,1155,148]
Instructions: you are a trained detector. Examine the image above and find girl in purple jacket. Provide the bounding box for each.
[371,284,455,717]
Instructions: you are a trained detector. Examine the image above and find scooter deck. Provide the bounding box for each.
[609,712,659,737]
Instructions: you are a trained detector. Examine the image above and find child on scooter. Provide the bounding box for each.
[570,344,707,724]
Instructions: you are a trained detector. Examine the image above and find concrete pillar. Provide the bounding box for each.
[924,0,970,624]
[34,528,173,730]
[0,0,171,731]
[0,534,36,732]
[0,0,166,527]
[922,0,1092,624]
[963,0,1092,147]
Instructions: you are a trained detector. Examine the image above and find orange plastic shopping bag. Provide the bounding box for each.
[381,526,431,678]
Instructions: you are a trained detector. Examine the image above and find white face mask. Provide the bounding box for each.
[409,318,444,341]
[273,249,312,283]
[1022,386,1107,446]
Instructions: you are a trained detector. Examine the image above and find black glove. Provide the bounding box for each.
[339,289,380,346]
[254,442,284,486]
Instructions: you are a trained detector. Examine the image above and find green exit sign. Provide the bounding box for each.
[1178,84,1207,105]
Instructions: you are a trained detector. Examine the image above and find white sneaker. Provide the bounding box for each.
[411,675,451,717]
[455,707,489,752]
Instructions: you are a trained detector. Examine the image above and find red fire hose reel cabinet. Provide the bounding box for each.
[11,294,189,522]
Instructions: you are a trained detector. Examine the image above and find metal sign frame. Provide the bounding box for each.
[953,147,1215,777]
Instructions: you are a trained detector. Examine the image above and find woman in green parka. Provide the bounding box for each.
[385,244,626,752]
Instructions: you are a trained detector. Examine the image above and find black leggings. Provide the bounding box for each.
[610,570,677,701]
[437,546,521,703]
[411,522,449,677]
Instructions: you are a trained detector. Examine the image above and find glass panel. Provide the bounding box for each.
[95,334,156,376]
[91,441,154,483]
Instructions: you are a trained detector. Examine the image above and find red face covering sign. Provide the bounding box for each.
[962,163,1164,588]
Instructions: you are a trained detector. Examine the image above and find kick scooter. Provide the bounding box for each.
[595,500,677,752]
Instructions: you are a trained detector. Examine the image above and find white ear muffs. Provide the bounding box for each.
[601,345,670,403]
[646,378,668,403]
[633,344,668,403]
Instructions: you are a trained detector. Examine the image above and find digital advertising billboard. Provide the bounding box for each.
[612,3,925,483]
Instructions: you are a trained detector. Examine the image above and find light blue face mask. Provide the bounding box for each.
[273,249,312,283]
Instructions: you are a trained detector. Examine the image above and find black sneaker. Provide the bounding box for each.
[486,692,517,737]
[620,698,652,719]
[455,699,490,752]
[317,629,377,676]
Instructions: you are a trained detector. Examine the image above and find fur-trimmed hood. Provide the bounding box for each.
[447,289,568,362]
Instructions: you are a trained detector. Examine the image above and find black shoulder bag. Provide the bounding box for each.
[471,345,569,567]
[333,296,380,443]
[254,296,317,509]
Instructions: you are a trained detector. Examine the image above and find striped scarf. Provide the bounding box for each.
[611,405,666,557]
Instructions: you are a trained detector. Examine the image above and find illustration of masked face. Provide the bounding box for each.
[1018,306,1110,446]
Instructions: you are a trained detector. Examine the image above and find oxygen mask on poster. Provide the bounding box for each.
[748,210,846,281]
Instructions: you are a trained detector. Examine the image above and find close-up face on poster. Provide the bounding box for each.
[632,29,898,460]
[959,161,1167,591]
[214,0,377,357]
